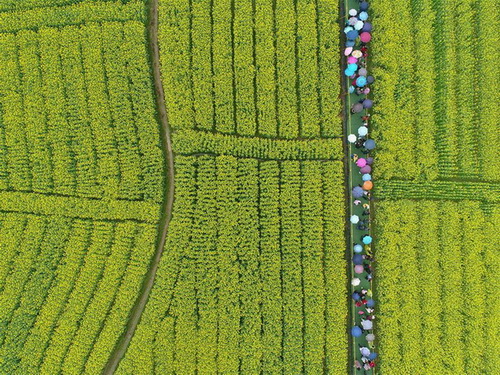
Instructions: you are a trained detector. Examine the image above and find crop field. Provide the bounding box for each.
[0,1,165,373]
[371,0,499,373]
[0,0,498,373]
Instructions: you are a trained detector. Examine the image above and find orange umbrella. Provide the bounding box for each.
[363,180,373,190]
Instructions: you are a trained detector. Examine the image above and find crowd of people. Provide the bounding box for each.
[344,1,378,373]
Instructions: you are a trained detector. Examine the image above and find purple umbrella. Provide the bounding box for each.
[366,157,374,165]
[362,21,372,32]
[360,165,371,174]
[352,186,364,198]
[362,99,373,109]
[367,75,375,84]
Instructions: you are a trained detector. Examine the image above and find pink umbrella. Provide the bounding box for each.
[344,47,353,56]
[356,158,367,167]
[354,265,364,274]
[363,88,370,94]
[360,32,371,43]
[347,56,358,64]
[360,165,371,174]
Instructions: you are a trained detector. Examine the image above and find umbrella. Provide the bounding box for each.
[352,186,364,198]
[353,254,363,265]
[359,11,369,21]
[352,103,363,113]
[344,26,354,34]
[347,56,358,64]
[351,50,363,58]
[364,139,376,150]
[367,75,375,84]
[365,333,375,342]
[348,17,358,26]
[362,173,372,181]
[363,99,373,109]
[351,326,362,337]
[356,76,367,87]
[354,264,364,274]
[347,30,359,40]
[344,68,355,76]
[361,319,373,330]
[344,47,353,56]
[368,352,378,360]
[358,67,367,76]
[363,88,371,94]
[360,1,369,11]
[350,215,360,224]
[348,8,358,16]
[347,63,358,71]
[348,85,355,93]
[362,21,372,32]
[366,299,375,307]
[360,347,371,357]
[348,134,357,143]
[358,126,368,136]
[362,235,372,244]
[360,165,372,174]
[354,20,364,30]
[366,157,374,165]
[356,158,367,167]
[360,32,371,43]
[352,292,361,301]
[345,40,355,47]
[363,180,373,190]
[351,277,361,286]
[354,244,363,253]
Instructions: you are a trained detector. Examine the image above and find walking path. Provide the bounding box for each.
[102,0,175,372]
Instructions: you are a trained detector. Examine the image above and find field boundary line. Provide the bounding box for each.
[173,128,344,160]
[0,191,160,223]
[376,179,500,202]
[102,0,175,372]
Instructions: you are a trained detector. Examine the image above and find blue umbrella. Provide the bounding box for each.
[366,299,375,307]
[346,30,359,40]
[360,1,369,11]
[352,292,361,301]
[353,254,363,265]
[356,76,367,87]
[364,139,376,150]
[352,186,364,198]
[359,11,368,21]
[344,68,355,76]
[367,75,375,84]
[362,235,372,244]
[362,173,372,181]
[363,99,373,109]
[345,40,355,47]
[351,326,362,337]
[349,85,355,93]
[362,21,372,32]
[347,63,358,71]
[354,244,363,253]
[368,352,378,360]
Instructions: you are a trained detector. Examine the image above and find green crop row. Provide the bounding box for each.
[173,129,343,160]
[375,200,497,374]
[0,213,157,374]
[0,21,164,201]
[117,155,347,374]
[159,0,342,139]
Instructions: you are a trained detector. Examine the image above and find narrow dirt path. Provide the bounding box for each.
[102,0,174,373]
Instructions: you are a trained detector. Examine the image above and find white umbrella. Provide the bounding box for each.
[351,278,361,286]
[358,126,368,136]
[349,8,357,16]
[350,215,360,224]
[366,333,375,342]
[348,134,357,143]
[360,347,371,357]
[361,319,373,330]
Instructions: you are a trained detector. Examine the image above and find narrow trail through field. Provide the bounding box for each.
[102,0,175,373]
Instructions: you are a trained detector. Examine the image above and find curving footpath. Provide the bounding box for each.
[102,0,175,373]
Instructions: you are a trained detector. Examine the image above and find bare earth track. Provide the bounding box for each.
[102,0,175,373]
